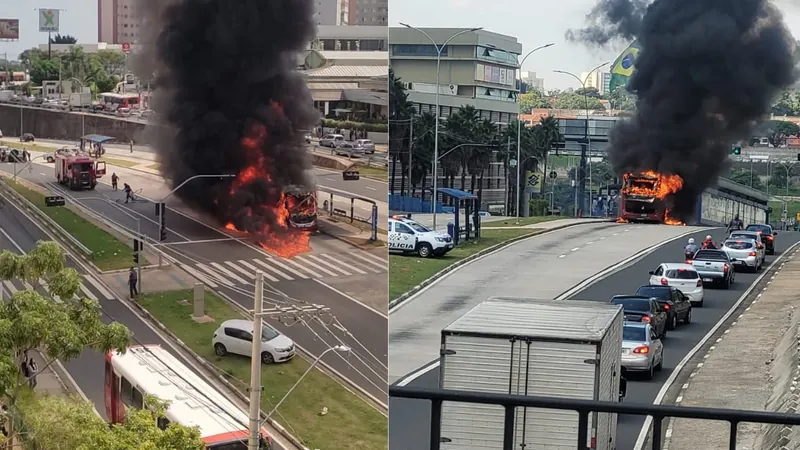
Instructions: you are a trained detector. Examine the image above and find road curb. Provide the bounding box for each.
[388,219,615,311]
[126,298,309,450]
[317,217,386,250]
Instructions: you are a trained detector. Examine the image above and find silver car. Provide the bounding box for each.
[353,139,375,154]
[335,142,364,157]
[621,322,663,380]
[722,238,764,272]
[320,134,345,148]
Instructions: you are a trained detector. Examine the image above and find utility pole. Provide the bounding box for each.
[136,219,142,293]
[407,115,413,198]
[507,136,512,215]
[248,271,264,450]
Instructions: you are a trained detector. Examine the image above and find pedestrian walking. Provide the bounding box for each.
[28,357,38,388]
[128,267,138,298]
[111,173,119,191]
[123,183,133,203]
[130,140,134,153]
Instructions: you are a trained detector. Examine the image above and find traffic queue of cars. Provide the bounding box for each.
[612,223,778,381]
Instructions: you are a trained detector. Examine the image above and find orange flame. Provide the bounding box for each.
[621,170,684,199]
[616,217,629,223]
[663,209,685,226]
[218,106,312,259]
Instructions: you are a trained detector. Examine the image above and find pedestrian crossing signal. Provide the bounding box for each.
[732,146,741,155]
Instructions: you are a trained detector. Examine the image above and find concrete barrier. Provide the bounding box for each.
[0,104,145,142]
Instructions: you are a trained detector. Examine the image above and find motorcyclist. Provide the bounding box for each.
[684,238,699,259]
[701,235,717,249]
[727,215,744,233]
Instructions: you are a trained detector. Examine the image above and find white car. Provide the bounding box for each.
[212,319,295,364]
[721,238,764,272]
[648,263,705,307]
[319,134,345,148]
[389,216,454,258]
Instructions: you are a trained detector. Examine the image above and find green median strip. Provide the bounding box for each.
[389,228,540,301]
[102,157,141,168]
[483,215,562,227]
[355,165,387,177]
[1,176,146,271]
[136,290,387,450]
[0,139,55,154]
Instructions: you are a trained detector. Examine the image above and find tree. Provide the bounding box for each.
[518,89,551,113]
[388,68,413,195]
[728,168,764,190]
[93,50,127,76]
[575,87,602,99]
[29,59,60,85]
[608,88,636,111]
[15,392,205,449]
[771,90,796,116]
[18,48,47,64]
[552,92,605,110]
[409,112,436,198]
[50,34,77,44]
[762,120,800,148]
[769,165,794,189]
[0,241,131,444]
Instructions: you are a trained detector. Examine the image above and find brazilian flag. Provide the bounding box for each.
[608,40,641,93]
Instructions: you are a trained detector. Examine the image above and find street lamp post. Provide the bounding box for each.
[400,24,483,231]
[515,43,554,223]
[247,270,350,449]
[553,62,609,216]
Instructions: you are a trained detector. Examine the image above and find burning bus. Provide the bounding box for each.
[618,171,684,224]
[284,185,318,230]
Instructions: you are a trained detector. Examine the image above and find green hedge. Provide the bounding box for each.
[321,118,387,133]
[528,199,550,216]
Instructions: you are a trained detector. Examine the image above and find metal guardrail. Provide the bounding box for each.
[309,143,387,168]
[0,178,94,256]
[390,386,800,450]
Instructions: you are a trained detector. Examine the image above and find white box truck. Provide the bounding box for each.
[439,297,624,450]
[69,92,92,109]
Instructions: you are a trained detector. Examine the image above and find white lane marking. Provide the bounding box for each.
[163,238,239,245]
[632,239,800,450]
[2,280,17,294]
[313,279,388,319]
[351,250,387,266]
[37,279,63,303]
[224,261,256,279]
[39,172,47,176]
[195,263,234,287]
[23,281,35,291]
[349,251,386,271]
[319,253,367,275]
[600,237,606,240]
[586,241,594,245]
[180,264,219,288]
[0,228,24,252]
[296,255,338,277]
[365,186,377,191]
[83,274,116,300]
[571,247,580,252]
[79,283,98,301]
[559,255,566,258]
[257,257,307,279]
[395,360,440,387]
[325,177,336,182]
[242,259,292,281]
[280,257,324,278]
[306,254,352,276]
[209,262,249,284]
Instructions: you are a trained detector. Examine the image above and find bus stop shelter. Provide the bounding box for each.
[79,134,116,155]
[438,188,479,245]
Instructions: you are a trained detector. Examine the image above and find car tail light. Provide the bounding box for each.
[748,251,757,256]
[686,259,693,264]
[767,235,774,241]
[660,277,668,285]
[633,346,650,354]
[723,264,729,272]
[641,316,651,323]
[697,279,703,287]
[663,304,670,310]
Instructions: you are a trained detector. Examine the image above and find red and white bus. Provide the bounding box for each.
[105,345,272,449]
[99,92,140,109]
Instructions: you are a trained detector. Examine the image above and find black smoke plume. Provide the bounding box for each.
[132,0,318,234]
[565,0,648,46]
[571,0,797,221]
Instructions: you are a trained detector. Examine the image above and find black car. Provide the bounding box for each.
[634,285,692,330]
[20,133,35,143]
[609,295,668,339]
[746,224,776,255]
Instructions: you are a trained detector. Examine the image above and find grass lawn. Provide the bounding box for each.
[389,228,540,301]
[1,177,146,271]
[355,165,387,177]
[102,157,140,168]
[147,163,160,170]
[484,215,563,227]
[0,139,55,154]
[770,200,800,220]
[137,290,387,450]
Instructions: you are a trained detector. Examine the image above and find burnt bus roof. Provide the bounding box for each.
[284,184,314,195]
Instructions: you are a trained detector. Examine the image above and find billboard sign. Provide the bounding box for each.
[39,9,59,33]
[121,43,131,54]
[0,19,19,40]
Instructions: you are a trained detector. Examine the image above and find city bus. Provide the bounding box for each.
[99,92,140,109]
[104,345,272,449]
[285,185,318,230]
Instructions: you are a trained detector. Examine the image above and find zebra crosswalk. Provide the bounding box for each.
[0,274,116,303]
[183,251,386,287]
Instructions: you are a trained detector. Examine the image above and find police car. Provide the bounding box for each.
[388,216,454,258]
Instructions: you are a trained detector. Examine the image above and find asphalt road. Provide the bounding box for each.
[388,223,800,450]
[25,138,387,202]
[8,164,388,403]
[0,194,292,450]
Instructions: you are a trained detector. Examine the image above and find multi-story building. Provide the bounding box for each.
[313,0,349,25]
[389,27,523,212]
[580,71,612,95]
[520,71,544,92]
[311,25,387,51]
[348,0,388,25]
[97,0,140,44]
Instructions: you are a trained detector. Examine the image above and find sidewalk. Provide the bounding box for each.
[665,246,800,450]
[405,213,613,232]
[28,351,70,398]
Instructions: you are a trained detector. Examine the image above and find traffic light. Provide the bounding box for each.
[732,146,741,155]
[159,203,167,241]
[133,238,140,264]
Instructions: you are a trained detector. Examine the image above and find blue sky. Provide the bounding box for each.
[1,1,97,60]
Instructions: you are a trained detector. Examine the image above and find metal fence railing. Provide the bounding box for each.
[390,386,800,450]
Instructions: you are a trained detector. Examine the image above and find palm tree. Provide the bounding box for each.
[468,119,499,206]
[410,112,436,198]
[444,106,482,192]
[533,115,563,195]
[389,68,413,195]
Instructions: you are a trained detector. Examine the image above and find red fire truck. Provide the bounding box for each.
[54,150,106,190]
